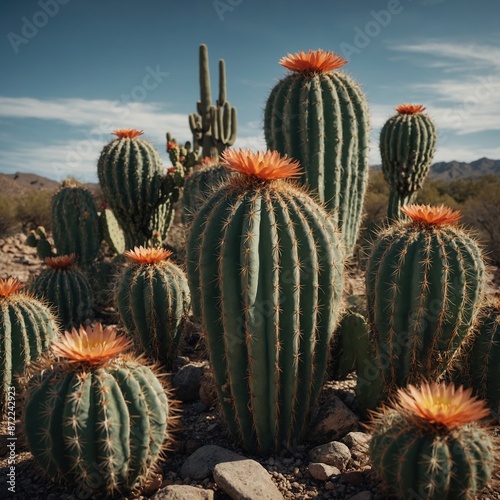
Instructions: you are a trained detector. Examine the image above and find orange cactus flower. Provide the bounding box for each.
[401,204,462,226]
[44,254,76,270]
[279,49,347,73]
[396,382,489,429]
[0,277,24,298]
[125,246,173,265]
[396,103,427,115]
[52,323,132,365]
[167,141,177,151]
[221,148,302,181]
[113,129,144,139]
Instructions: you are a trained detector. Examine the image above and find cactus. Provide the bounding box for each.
[369,382,493,500]
[189,44,237,160]
[97,129,181,248]
[182,158,233,224]
[26,226,55,259]
[166,132,199,172]
[186,148,344,453]
[22,323,172,495]
[30,255,93,328]
[115,246,191,369]
[264,49,370,256]
[99,206,126,254]
[364,204,485,406]
[0,277,58,410]
[51,180,102,265]
[380,104,437,220]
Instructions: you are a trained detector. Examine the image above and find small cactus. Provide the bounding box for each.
[25,226,54,259]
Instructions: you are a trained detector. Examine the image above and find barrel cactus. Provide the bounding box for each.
[115,246,191,369]
[363,204,485,405]
[187,148,344,453]
[380,104,437,220]
[369,382,493,499]
[0,277,58,410]
[30,255,93,328]
[264,49,370,255]
[97,129,182,248]
[22,323,172,495]
[51,181,102,265]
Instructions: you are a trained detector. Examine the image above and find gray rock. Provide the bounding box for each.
[348,491,373,500]
[172,361,208,402]
[151,485,214,500]
[308,462,341,481]
[309,394,359,444]
[213,459,283,500]
[180,445,245,480]
[308,441,351,470]
[340,431,370,464]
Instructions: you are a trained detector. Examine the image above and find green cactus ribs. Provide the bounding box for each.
[187,148,344,453]
[264,49,370,256]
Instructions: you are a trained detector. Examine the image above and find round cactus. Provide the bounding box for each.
[115,246,191,369]
[264,49,370,255]
[30,255,93,328]
[0,277,58,410]
[187,148,344,453]
[22,323,172,495]
[369,382,493,499]
[380,104,437,220]
[51,181,102,265]
[364,204,485,401]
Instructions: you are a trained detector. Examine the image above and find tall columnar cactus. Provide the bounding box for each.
[30,255,93,328]
[380,104,437,220]
[363,204,485,405]
[189,44,237,160]
[115,246,191,369]
[22,324,172,495]
[369,382,493,500]
[187,149,344,453]
[182,158,233,224]
[264,49,370,256]
[0,277,58,410]
[51,180,102,265]
[97,129,182,248]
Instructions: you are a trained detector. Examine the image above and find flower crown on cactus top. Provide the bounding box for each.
[279,49,348,73]
[43,254,76,270]
[113,129,144,139]
[124,246,173,265]
[394,382,490,429]
[51,323,133,366]
[401,204,462,226]
[221,148,302,181]
[0,277,24,298]
[396,103,427,115]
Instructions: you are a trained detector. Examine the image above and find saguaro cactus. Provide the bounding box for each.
[189,44,237,160]
[264,49,370,255]
[380,104,437,220]
[22,324,172,495]
[187,148,344,453]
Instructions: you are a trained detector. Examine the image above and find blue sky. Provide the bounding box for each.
[1,0,499,182]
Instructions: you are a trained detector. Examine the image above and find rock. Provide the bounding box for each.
[213,459,283,500]
[143,472,163,495]
[180,445,245,480]
[309,394,359,444]
[340,431,370,464]
[308,462,341,481]
[308,441,351,470]
[199,364,218,407]
[151,485,214,500]
[341,470,364,486]
[348,491,373,500]
[172,361,207,402]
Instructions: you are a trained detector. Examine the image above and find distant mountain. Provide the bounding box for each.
[371,157,500,180]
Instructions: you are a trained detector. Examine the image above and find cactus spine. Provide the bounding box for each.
[0,278,58,410]
[365,205,485,403]
[264,49,370,255]
[380,104,437,220]
[187,149,344,453]
[51,181,102,265]
[189,44,237,160]
[30,255,93,328]
[22,324,171,495]
[97,129,181,248]
[369,382,493,500]
[115,247,191,369]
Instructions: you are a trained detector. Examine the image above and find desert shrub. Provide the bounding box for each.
[15,190,53,232]
[0,196,18,237]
